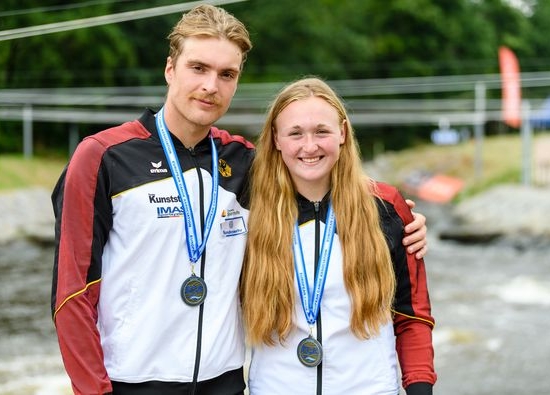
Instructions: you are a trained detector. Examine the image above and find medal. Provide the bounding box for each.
[156,107,219,307]
[181,274,207,306]
[293,202,336,367]
[297,336,323,367]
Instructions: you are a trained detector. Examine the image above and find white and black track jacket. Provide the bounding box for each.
[51,109,255,394]
[248,190,436,395]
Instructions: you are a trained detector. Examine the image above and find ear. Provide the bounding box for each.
[340,120,347,145]
[164,57,174,85]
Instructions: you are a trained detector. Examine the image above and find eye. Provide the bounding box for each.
[191,64,204,73]
[221,71,237,81]
[288,130,302,137]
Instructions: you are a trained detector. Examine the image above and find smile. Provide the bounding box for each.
[301,156,322,163]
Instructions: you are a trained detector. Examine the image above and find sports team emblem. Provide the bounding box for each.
[218,158,231,177]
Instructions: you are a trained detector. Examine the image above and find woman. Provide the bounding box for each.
[241,77,436,395]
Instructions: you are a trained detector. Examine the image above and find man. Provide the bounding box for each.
[51,5,428,395]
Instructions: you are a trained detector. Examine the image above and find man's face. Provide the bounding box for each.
[164,36,242,135]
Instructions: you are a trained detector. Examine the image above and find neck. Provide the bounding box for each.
[295,182,329,203]
[162,106,210,148]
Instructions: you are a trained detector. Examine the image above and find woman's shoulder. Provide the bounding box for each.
[373,181,414,226]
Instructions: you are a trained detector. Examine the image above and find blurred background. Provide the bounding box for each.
[1,0,549,394]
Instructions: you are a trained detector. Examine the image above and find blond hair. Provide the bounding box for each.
[241,77,396,345]
[167,4,252,67]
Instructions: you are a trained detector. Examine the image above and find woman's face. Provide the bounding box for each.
[274,96,345,200]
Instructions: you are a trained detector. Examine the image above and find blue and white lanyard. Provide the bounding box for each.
[293,202,336,326]
[155,107,219,264]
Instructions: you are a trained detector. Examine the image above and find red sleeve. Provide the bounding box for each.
[52,135,112,394]
[375,182,437,389]
[52,120,149,394]
[55,284,112,394]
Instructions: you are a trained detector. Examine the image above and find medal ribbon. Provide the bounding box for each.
[293,202,336,325]
[156,106,219,263]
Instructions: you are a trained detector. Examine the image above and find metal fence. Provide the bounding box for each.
[2,71,550,185]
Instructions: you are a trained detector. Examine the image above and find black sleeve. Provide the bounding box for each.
[406,382,433,395]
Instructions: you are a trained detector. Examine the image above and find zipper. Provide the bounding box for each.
[313,200,323,395]
[188,146,206,395]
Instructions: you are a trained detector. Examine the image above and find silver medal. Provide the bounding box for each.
[181,275,207,306]
[297,336,323,367]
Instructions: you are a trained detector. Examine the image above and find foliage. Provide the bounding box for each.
[1,0,549,153]
[0,0,140,88]
[2,0,545,86]
[230,0,532,81]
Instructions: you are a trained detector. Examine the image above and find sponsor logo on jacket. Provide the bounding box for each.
[149,193,183,218]
[150,160,168,173]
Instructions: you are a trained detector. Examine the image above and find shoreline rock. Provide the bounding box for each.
[0,187,55,246]
[439,226,503,243]
[448,184,550,241]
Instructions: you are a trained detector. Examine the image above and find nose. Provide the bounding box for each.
[202,72,219,94]
[303,135,318,153]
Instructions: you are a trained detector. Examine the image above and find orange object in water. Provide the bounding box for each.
[415,174,464,203]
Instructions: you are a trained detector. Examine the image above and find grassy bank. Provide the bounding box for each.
[0,155,67,191]
[1,132,547,197]
[366,133,531,200]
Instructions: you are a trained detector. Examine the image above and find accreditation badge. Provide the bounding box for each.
[220,216,247,237]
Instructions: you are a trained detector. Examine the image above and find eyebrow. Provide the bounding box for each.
[283,123,332,132]
[186,59,241,75]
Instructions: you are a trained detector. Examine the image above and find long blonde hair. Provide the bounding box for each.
[241,77,396,345]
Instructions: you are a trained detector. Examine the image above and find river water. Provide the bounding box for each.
[1,203,549,394]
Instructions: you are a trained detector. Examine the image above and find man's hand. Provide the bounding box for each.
[403,199,428,259]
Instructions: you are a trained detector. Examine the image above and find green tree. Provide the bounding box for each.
[229,0,534,80]
[361,0,497,77]
[0,0,138,88]
[0,0,546,154]
[524,0,550,72]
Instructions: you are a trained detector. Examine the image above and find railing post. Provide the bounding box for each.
[69,123,79,157]
[23,104,33,158]
[474,82,486,181]
[521,100,532,186]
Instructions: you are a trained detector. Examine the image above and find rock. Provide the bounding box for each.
[439,184,550,243]
[0,187,55,246]
[439,226,502,243]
